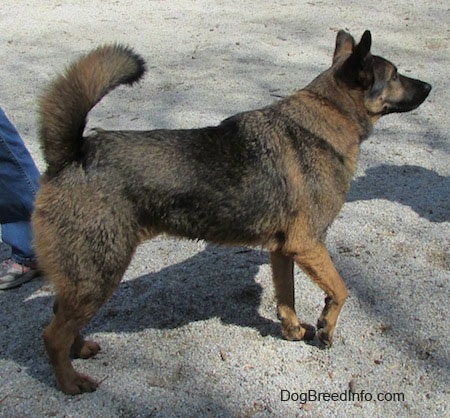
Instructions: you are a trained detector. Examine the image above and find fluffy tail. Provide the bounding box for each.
[38,44,146,177]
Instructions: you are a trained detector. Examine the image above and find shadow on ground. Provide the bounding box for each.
[0,245,281,389]
[348,164,450,222]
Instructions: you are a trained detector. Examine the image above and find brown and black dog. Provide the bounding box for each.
[33,30,431,394]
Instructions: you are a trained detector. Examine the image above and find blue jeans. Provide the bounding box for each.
[0,107,40,266]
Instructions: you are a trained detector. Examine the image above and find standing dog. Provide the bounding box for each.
[33,30,431,394]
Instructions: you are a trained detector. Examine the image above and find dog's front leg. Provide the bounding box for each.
[270,250,315,341]
[293,242,348,348]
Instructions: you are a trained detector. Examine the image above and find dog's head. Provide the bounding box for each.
[332,30,431,120]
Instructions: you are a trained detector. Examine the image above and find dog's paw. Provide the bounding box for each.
[281,324,305,341]
[59,372,99,395]
[71,337,101,360]
[77,340,101,359]
[281,322,316,341]
[316,329,333,349]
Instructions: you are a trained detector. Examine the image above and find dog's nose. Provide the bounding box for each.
[423,82,432,94]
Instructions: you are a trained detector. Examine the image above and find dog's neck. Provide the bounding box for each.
[279,89,369,174]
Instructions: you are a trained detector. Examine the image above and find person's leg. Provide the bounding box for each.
[1,221,36,266]
[0,107,40,288]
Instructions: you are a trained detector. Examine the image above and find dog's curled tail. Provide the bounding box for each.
[38,44,146,177]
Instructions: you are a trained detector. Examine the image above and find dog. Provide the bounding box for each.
[33,30,431,394]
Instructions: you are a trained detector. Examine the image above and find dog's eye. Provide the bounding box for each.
[391,71,398,81]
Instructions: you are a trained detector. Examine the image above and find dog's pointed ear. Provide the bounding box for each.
[335,30,374,89]
[354,30,372,62]
[333,30,355,64]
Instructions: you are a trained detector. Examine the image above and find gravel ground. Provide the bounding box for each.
[0,1,449,417]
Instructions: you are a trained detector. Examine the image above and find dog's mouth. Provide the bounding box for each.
[382,82,432,115]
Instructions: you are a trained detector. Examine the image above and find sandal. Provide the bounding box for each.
[0,259,40,290]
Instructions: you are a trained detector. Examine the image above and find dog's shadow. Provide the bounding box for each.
[0,245,281,387]
[88,245,279,337]
[348,164,450,222]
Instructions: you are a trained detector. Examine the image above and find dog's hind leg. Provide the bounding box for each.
[293,242,348,348]
[44,290,100,394]
[41,235,137,395]
[44,268,128,395]
[270,250,315,341]
[52,299,100,360]
[34,183,141,394]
